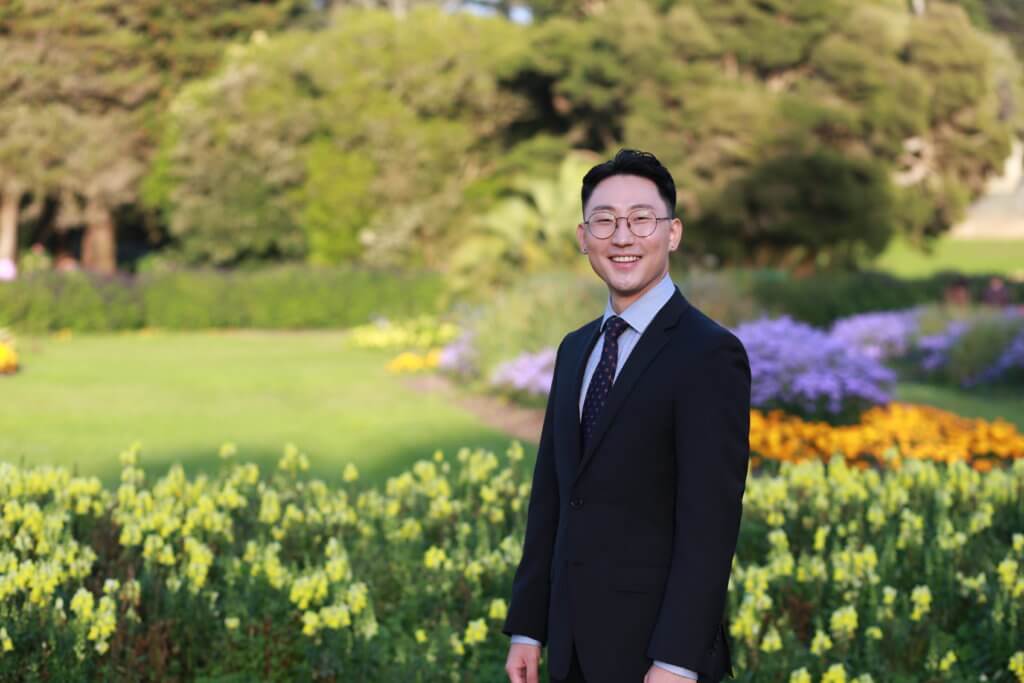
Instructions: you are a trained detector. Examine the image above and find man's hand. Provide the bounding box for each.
[506,642,542,683]
[644,664,697,683]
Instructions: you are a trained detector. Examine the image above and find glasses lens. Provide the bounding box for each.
[628,209,657,237]
[587,212,616,238]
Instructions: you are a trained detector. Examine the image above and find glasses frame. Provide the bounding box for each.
[582,210,674,239]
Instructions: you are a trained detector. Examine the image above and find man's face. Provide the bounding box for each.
[577,174,682,311]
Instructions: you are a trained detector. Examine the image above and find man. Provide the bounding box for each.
[502,149,751,683]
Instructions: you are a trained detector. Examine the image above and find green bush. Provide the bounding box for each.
[944,314,1024,387]
[751,270,1022,327]
[0,267,444,332]
[454,270,605,386]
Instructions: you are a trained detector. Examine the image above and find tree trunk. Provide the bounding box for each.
[82,196,117,275]
[0,186,20,281]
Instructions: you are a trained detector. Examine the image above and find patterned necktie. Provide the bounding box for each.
[581,315,630,454]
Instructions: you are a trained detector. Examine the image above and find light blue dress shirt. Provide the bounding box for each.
[511,272,700,680]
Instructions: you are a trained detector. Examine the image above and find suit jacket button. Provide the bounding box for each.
[570,498,583,509]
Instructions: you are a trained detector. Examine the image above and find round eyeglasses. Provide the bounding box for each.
[583,209,672,239]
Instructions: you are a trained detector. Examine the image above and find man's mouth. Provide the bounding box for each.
[609,255,641,263]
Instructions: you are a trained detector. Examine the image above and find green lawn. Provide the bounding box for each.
[895,381,1024,429]
[872,236,1024,278]
[2,330,524,487]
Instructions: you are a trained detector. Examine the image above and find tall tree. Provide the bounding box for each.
[0,0,306,275]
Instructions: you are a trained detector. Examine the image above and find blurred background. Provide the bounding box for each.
[2,2,1024,681]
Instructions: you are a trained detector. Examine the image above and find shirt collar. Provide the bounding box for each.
[600,271,676,336]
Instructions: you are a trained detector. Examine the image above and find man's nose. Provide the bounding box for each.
[610,218,635,245]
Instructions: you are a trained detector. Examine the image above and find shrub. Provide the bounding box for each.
[733,316,897,422]
[0,267,444,332]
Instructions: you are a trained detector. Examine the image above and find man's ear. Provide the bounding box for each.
[577,223,587,253]
[669,218,683,251]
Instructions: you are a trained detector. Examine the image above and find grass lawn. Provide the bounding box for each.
[2,330,527,487]
[871,236,1024,278]
[895,381,1024,429]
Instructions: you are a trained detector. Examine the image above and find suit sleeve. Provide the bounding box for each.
[501,339,565,644]
[647,336,751,672]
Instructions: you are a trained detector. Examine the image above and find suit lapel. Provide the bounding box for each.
[572,287,689,485]
[565,317,603,464]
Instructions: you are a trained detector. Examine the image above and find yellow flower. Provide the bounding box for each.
[464,560,484,581]
[343,464,359,483]
[346,582,368,615]
[830,605,858,640]
[822,664,847,683]
[760,626,782,653]
[810,629,833,655]
[488,598,508,621]
[0,627,12,653]
[218,442,238,459]
[415,628,428,643]
[1013,534,1024,553]
[910,585,932,621]
[998,558,1019,592]
[423,546,447,570]
[70,588,95,621]
[1008,651,1024,681]
[789,667,812,683]
[464,618,487,645]
[865,626,883,640]
[320,604,352,629]
[302,610,321,637]
[938,650,957,672]
[225,617,240,630]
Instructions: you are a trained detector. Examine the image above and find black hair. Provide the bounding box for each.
[580,149,676,218]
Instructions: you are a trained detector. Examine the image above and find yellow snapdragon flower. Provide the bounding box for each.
[464,618,487,645]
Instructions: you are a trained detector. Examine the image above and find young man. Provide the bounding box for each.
[502,149,751,683]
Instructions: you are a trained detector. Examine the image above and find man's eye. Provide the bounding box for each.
[630,212,655,222]
[593,218,614,227]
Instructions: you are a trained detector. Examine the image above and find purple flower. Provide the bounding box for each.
[490,348,556,398]
[829,309,920,361]
[733,316,896,418]
[916,321,970,373]
[971,324,1024,386]
[438,331,478,378]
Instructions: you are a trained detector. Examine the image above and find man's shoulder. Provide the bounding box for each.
[559,316,602,351]
[676,299,747,358]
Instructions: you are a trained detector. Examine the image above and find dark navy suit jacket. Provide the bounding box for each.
[502,286,750,682]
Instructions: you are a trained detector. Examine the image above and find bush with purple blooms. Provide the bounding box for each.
[733,316,896,422]
[488,348,556,406]
[828,309,921,361]
[437,331,479,379]
[973,326,1024,385]
[908,309,1024,387]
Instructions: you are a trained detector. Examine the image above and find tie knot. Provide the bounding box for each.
[603,315,629,340]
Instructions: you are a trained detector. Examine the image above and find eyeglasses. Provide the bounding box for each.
[583,209,672,239]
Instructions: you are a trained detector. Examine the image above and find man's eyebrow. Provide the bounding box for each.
[587,203,657,212]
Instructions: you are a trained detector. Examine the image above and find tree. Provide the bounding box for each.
[0,1,306,275]
[149,7,534,268]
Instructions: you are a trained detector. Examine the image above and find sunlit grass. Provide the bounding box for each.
[1,330,520,486]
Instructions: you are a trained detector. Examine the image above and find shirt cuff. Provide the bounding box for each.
[654,660,699,679]
[510,634,543,647]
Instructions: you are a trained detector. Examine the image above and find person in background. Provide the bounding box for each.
[982,276,1011,308]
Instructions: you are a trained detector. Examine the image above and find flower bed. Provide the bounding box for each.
[751,403,1024,470]
[1,446,1021,680]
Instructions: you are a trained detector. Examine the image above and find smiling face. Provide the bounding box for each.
[577,174,683,313]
